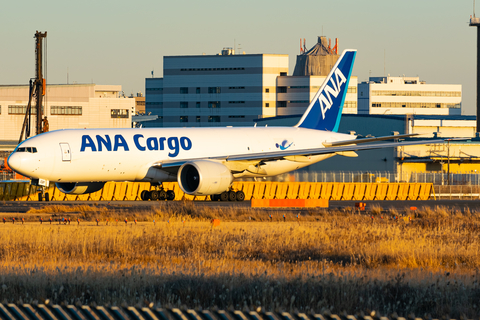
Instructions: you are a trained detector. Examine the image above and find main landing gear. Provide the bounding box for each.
[210,190,245,202]
[141,189,175,201]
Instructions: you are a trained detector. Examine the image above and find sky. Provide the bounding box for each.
[0,0,478,114]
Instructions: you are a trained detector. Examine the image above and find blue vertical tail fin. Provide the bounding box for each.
[295,49,356,132]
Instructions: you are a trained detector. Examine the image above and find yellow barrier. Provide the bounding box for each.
[5,181,436,202]
[276,182,289,199]
[408,183,420,200]
[0,182,5,201]
[375,184,389,200]
[330,183,344,200]
[363,184,376,200]
[309,183,322,199]
[397,184,409,200]
[285,182,298,199]
[342,183,355,200]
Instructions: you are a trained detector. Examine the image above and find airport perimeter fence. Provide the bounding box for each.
[0,304,465,320]
[280,171,480,185]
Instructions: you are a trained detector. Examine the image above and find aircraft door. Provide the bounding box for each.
[59,143,71,162]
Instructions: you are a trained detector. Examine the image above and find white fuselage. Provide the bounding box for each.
[8,126,352,183]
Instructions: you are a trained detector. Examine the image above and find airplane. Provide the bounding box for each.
[7,49,443,201]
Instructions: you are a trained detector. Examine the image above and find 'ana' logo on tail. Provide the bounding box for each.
[295,49,356,132]
[320,68,347,119]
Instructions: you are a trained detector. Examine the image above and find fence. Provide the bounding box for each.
[0,304,462,320]
[270,171,480,185]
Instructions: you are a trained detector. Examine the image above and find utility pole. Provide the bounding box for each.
[19,31,47,143]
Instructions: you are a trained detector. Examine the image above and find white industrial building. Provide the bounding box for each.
[0,84,135,145]
[358,76,462,116]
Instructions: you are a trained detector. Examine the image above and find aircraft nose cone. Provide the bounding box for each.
[7,153,20,172]
[7,153,29,176]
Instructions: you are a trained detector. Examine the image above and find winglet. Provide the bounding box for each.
[295,49,356,132]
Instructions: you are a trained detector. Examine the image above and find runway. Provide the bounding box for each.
[1,199,479,214]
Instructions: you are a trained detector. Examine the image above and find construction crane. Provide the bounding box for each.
[18,31,47,144]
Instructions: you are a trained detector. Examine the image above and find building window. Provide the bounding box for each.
[265,88,270,93]
[196,102,201,108]
[278,87,287,93]
[180,87,188,94]
[280,72,287,76]
[343,101,357,108]
[196,116,201,122]
[111,109,129,118]
[277,101,287,108]
[208,87,221,94]
[208,101,220,108]
[51,106,82,115]
[8,105,41,114]
[228,115,245,118]
[180,102,188,108]
[0,106,1,114]
[347,87,357,94]
[208,116,220,122]
[228,86,245,90]
[196,87,200,94]
[180,116,188,122]
[265,103,270,107]
[228,101,245,104]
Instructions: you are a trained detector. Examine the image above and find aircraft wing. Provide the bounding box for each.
[224,138,445,162]
[156,138,445,171]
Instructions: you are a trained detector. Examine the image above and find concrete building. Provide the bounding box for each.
[358,76,462,116]
[145,50,289,127]
[144,37,357,127]
[0,84,135,144]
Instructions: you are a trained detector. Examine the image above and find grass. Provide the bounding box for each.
[0,202,479,317]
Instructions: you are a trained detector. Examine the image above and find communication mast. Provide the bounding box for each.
[19,31,47,144]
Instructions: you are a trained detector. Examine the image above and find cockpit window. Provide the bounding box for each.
[16,147,37,153]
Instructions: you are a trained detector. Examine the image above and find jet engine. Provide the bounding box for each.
[56,182,106,195]
[178,160,233,195]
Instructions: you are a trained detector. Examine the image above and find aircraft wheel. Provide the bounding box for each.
[158,189,167,200]
[166,190,175,201]
[210,194,219,201]
[141,190,148,201]
[144,191,152,201]
[150,190,160,201]
[220,191,229,201]
[228,190,237,201]
[44,192,50,202]
[235,190,245,201]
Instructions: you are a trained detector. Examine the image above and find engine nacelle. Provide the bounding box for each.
[178,160,233,195]
[56,182,106,195]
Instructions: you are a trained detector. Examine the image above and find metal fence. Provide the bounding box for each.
[0,171,15,181]
[272,171,480,186]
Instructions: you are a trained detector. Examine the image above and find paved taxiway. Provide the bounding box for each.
[1,199,480,214]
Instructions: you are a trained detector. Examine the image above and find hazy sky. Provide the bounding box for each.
[0,0,477,114]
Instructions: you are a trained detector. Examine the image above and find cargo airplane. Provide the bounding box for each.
[7,50,442,201]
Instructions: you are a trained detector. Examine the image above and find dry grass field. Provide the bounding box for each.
[0,202,479,317]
